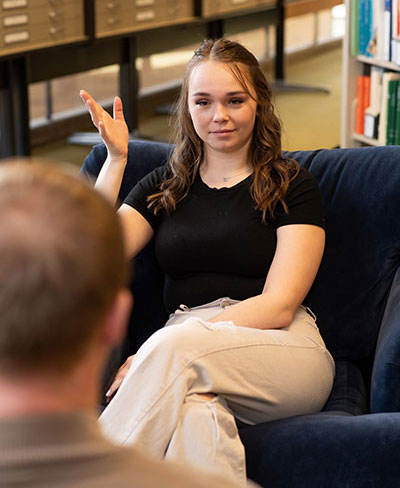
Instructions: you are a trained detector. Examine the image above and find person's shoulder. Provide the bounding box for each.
[104,444,251,488]
[287,166,320,193]
[139,163,171,186]
[130,163,171,199]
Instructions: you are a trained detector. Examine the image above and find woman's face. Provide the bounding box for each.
[187,60,258,157]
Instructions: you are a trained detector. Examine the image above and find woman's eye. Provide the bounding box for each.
[230,98,244,105]
[195,100,209,106]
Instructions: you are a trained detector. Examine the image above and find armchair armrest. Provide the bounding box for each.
[240,412,400,487]
[371,265,400,412]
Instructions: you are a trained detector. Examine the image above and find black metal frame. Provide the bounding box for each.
[0,2,283,158]
[272,0,330,93]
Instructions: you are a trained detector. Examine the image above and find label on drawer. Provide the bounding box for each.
[4,30,29,44]
[2,0,27,8]
[136,10,155,21]
[3,13,28,26]
[136,0,154,6]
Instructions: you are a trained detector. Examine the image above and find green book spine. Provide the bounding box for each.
[351,0,359,57]
[386,80,398,145]
[390,81,399,145]
[395,82,400,145]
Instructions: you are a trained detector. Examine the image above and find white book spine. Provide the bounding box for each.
[393,0,398,39]
[384,7,392,61]
[377,0,386,60]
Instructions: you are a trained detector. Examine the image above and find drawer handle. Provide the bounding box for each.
[49,26,64,35]
[107,17,120,25]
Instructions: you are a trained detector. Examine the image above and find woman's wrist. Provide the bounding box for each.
[106,152,128,165]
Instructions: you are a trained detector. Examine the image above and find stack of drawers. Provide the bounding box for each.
[202,0,274,17]
[0,0,85,57]
[95,0,194,38]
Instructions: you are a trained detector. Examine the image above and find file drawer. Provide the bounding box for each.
[0,0,85,56]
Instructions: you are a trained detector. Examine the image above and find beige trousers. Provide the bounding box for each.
[99,298,335,485]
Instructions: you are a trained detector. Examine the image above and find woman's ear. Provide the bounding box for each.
[99,289,133,347]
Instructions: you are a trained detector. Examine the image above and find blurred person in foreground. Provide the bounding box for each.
[0,160,249,488]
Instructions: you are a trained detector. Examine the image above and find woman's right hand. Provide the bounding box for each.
[105,354,136,403]
[80,89,129,161]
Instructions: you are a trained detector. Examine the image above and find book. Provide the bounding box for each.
[375,0,386,59]
[364,75,372,128]
[359,0,374,56]
[383,0,392,61]
[392,0,400,39]
[378,71,400,144]
[365,66,384,139]
[352,0,360,57]
[356,75,371,134]
[386,79,398,144]
[394,81,400,143]
[356,76,366,134]
[391,0,400,63]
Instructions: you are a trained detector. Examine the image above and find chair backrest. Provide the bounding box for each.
[290,146,400,362]
[82,142,400,363]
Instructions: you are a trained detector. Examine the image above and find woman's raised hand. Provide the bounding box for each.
[80,89,129,161]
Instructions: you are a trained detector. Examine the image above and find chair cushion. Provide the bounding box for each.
[322,359,367,415]
[239,412,400,487]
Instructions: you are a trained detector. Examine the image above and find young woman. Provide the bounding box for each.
[80,38,335,484]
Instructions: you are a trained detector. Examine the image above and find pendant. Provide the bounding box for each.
[223,177,229,182]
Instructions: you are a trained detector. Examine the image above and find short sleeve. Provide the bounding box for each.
[276,168,325,229]
[123,165,168,230]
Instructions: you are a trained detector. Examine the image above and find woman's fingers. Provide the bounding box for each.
[105,355,135,402]
[106,370,125,401]
[113,96,125,121]
[80,90,107,128]
[106,376,123,402]
[80,89,129,158]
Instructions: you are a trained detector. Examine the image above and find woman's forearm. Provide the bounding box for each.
[208,294,295,330]
[95,155,127,206]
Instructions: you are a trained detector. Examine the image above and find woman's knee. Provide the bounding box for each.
[141,319,211,358]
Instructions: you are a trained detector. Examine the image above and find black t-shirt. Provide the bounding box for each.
[124,165,325,314]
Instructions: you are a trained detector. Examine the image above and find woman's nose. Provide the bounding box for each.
[213,104,228,122]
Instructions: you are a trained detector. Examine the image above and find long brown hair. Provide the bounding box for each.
[148,38,299,223]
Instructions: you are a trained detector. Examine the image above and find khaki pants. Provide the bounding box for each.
[99,299,335,485]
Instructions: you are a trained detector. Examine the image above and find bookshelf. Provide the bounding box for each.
[341,0,400,147]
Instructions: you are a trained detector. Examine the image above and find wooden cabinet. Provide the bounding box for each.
[201,0,274,18]
[0,0,86,56]
[95,0,195,37]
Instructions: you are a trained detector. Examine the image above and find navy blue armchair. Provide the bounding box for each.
[82,141,400,487]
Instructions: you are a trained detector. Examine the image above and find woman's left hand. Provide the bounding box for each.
[105,354,136,402]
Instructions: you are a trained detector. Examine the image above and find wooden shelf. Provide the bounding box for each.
[356,55,400,73]
[352,133,381,147]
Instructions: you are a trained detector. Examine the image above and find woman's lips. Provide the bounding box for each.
[210,129,235,136]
